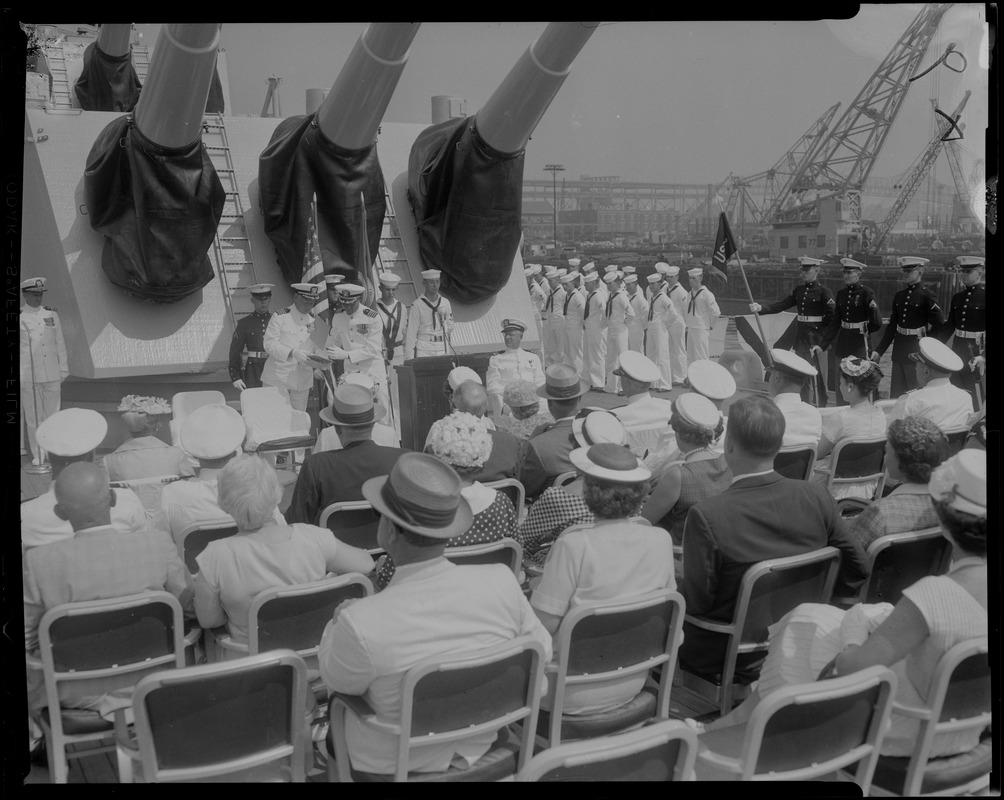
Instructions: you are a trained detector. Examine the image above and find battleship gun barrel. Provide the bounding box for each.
[133,23,222,148]
[315,22,421,149]
[476,21,599,154]
[96,24,132,57]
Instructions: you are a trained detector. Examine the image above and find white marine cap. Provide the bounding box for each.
[572,409,627,447]
[798,256,825,268]
[603,271,621,284]
[570,443,650,483]
[421,269,442,280]
[687,360,737,401]
[582,262,597,273]
[559,273,577,285]
[646,273,663,284]
[36,408,108,457]
[674,393,721,431]
[665,265,680,277]
[654,262,670,275]
[291,282,320,298]
[621,265,636,274]
[584,271,600,283]
[616,350,662,384]
[248,283,275,295]
[687,268,704,278]
[623,274,638,285]
[770,348,818,378]
[447,365,482,390]
[898,256,930,269]
[567,257,582,268]
[603,264,619,274]
[323,274,345,286]
[180,404,247,460]
[337,283,366,298]
[20,277,47,292]
[929,450,986,518]
[956,256,985,269]
[840,258,867,271]
[378,272,401,287]
[909,337,964,373]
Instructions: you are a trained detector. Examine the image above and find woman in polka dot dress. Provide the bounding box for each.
[374,411,519,590]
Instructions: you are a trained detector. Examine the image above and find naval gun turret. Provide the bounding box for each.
[408,22,597,304]
[258,22,421,292]
[84,23,226,303]
[74,24,141,112]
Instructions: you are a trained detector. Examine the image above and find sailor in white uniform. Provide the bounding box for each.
[404,269,454,359]
[646,262,669,302]
[543,268,567,367]
[261,282,326,412]
[684,267,721,365]
[526,264,547,342]
[768,348,822,448]
[890,337,975,432]
[581,270,607,389]
[19,277,68,465]
[603,271,636,393]
[644,273,674,391]
[663,266,689,385]
[624,274,649,354]
[375,272,407,430]
[560,272,586,375]
[610,351,675,458]
[486,317,546,418]
[326,283,389,413]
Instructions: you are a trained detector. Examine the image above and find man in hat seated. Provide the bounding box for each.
[871,257,945,398]
[21,408,147,552]
[518,364,591,500]
[937,257,985,410]
[229,283,275,392]
[325,283,388,413]
[486,317,545,418]
[610,351,674,458]
[285,384,409,526]
[261,282,327,413]
[683,267,721,365]
[404,269,454,359]
[767,349,822,448]
[20,277,68,465]
[318,452,552,777]
[314,373,401,452]
[678,396,867,676]
[687,359,737,453]
[890,338,976,432]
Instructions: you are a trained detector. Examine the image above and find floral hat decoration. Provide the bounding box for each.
[425,411,494,470]
[839,356,882,379]
[117,395,172,415]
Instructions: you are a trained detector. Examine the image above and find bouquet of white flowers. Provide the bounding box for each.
[427,411,493,469]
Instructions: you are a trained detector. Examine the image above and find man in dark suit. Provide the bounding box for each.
[286,384,409,526]
[679,395,867,674]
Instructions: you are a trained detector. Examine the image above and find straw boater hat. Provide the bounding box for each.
[180,405,247,460]
[929,450,986,518]
[320,383,386,427]
[770,349,817,379]
[909,337,964,373]
[536,364,590,401]
[687,360,737,401]
[362,452,473,538]
[572,409,627,447]
[570,442,651,483]
[36,408,108,457]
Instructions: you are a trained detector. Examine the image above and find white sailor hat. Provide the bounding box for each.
[798,256,825,268]
[654,262,670,275]
[555,268,568,278]
[36,408,108,457]
[687,268,704,278]
[770,348,818,378]
[421,269,442,280]
[957,256,985,270]
[646,273,663,284]
[687,360,737,401]
[248,283,274,295]
[501,317,528,333]
[180,404,247,460]
[840,258,866,271]
[559,273,577,285]
[337,283,366,299]
[447,365,482,390]
[20,277,47,292]
[378,272,401,288]
[674,393,721,431]
[623,274,638,285]
[584,271,600,283]
[621,265,636,274]
[567,257,582,268]
[543,265,559,277]
[582,262,597,272]
[570,443,650,484]
[603,271,621,283]
[616,350,662,384]
[572,409,627,448]
[898,256,930,269]
[665,265,680,277]
[604,264,619,274]
[929,450,986,518]
[524,264,541,277]
[909,337,964,372]
[323,274,345,286]
[291,282,320,298]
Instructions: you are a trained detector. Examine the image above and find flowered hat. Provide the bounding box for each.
[425,411,494,470]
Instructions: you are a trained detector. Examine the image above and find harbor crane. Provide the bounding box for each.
[261,73,281,117]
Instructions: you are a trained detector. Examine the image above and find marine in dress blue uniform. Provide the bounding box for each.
[938,257,985,410]
[228,284,274,391]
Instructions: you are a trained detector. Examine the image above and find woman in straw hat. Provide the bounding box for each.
[706,450,988,759]
[103,395,195,483]
[495,379,555,441]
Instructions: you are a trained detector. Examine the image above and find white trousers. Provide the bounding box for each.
[21,380,61,458]
[644,325,674,391]
[546,318,566,367]
[687,328,711,364]
[668,321,688,384]
[564,321,584,375]
[604,326,629,393]
[582,324,607,388]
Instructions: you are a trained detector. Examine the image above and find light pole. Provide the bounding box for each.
[544,164,565,253]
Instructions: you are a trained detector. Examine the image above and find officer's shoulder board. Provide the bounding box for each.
[277,308,290,315]
[363,307,378,318]
[43,305,56,312]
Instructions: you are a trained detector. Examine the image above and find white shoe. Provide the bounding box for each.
[31,457,43,467]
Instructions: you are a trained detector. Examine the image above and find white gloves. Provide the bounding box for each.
[232,379,247,391]
[749,302,762,313]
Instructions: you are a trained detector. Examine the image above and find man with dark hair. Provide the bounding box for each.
[678,394,867,674]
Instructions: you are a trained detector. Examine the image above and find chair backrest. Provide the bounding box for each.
[773,445,816,481]
[827,436,887,498]
[861,527,953,604]
[552,471,578,489]
[738,665,896,785]
[131,649,308,782]
[169,391,228,447]
[318,500,382,552]
[240,387,311,448]
[483,478,526,518]
[394,636,547,781]
[110,476,189,519]
[38,591,186,711]
[248,574,373,657]
[836,496,872,521]
[517,719,698,782]
[444,538,523,576]
[177,517,239,575]
[942,425,970,455]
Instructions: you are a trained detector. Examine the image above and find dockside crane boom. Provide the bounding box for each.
[261,74,281,118]
[944,141,984,233]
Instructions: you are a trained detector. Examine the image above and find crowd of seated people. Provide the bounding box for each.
[21,346,991,785]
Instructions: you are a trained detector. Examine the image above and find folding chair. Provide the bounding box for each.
[552,471,578,489]
[942,425,970,456]
[773,444,817,481]
[676,547,841,716]
[444,538,523,577]
[836,496,872,521]
[868,637,991,796]
[169,390,227,447]
[483,478,527,520]
[319,500,383,554]
[696,665,897,787]
[517,718,698,781]
[537,589,685,748]
[109,475,191,520]
[118,650,309,782]
[26,591,186,783]
[859,527,953,604]
[240,387,315,470]
[817,435,888,502]
[177,517,239,575]
[326,636,547,782]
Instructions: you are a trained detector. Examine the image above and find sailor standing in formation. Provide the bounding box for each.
[662,265,689,385]
[939,257,985,410]
[20,277,68,465]
[229,283,275,392]
[561,271,586,375]
[404,269,454,359]
[326,283,389,413]
[871,256,944,398]
[261,282,326,412]
[375,272,406,428]
[624,273,649,355]
[486,317,545,418]
[644,272,674,391]
[526,264,547,342]
[817,259,882,405]
[684,267,721,365]
[603,270,636,393]
[581,270,607,389]
[541,267,566,367]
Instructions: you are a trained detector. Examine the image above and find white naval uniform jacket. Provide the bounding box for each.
[261,306,324,391]
[684,286,721,331]
[20,305,68,383]
[486,348,546,415]
[326,305,387,389]
[405,294,455,358]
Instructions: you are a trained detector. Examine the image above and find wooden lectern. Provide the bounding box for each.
[395,354,492,451]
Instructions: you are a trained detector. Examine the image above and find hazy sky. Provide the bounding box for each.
[136,8,989,187]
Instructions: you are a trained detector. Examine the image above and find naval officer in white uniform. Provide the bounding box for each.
[20,277,69,465]
[486,317,546,418]
[610,351,675,458]
[768,348,822,448]
[262,282,327,412]
[326,283,389,413]
[684,267,721,365]
[890,337,975,433]
[404,269,455,359]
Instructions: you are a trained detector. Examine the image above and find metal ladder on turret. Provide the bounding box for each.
[132,42,151,84]
[202,114,259,330]
[376,184,417,304]
[41,43,73,109]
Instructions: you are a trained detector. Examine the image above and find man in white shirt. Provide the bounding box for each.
[319,453,552,776]
[890,337,975,432]
[684,267,721,365]
[610,351,675,458]
[404,269,455,359]
[261,282,327,412]
[20,277,69,465]
[768,348,822,448]
[602,272,636,394]
[486,317,545,418]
